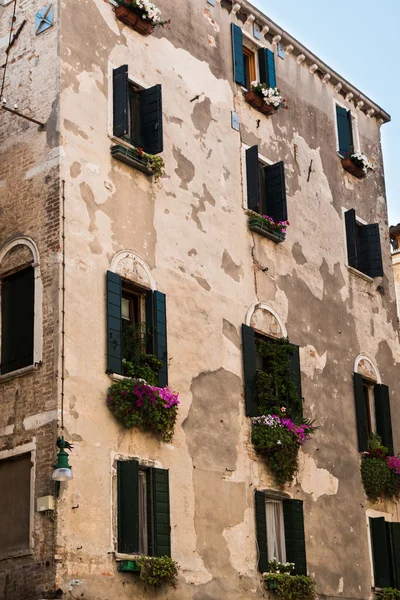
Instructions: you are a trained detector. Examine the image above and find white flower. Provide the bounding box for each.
[277,440,282,445]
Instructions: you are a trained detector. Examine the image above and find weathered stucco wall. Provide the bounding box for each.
[0,1,60,598]
[393,251,400,320]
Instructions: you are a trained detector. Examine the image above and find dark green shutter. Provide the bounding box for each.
[345,209,358,268]
[145,290,155,355]
[242,324,258,417]
[106,271,122,374]
[255,491,268,573]
[370,517,391,588]
[113,65,129,138]
[336,105,352,156]
[264,161,287,222]
[375,384,394,455]
[358,223,384,278]
[246,145,260,213]
[258,48,276,88]
[283,499,307,575]
[288,344,303,420]
[353,372,368,451]
[155,291,168,387]
[1,267,34,375]
[388,522,400,588]
[231,23,245,86]
[117,460,139,554]
[151,468,171,557]
[140,84,163,155]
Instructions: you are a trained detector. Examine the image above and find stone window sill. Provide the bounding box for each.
[347,265,374,283]
[0,548,33,561]
[114,552,143,561]
[110,142,154,176]
[108,372,128,382]
[0,364,39,384]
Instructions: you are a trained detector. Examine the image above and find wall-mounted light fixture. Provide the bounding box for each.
[52,437,73,482]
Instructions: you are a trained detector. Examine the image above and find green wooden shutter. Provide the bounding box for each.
[117,460,139,554]
[1,267,34,375]
[255,491,268,573]
[358,223,384,278]
[231,23,245,86]
[246,145,260,213]
[288,344,303,420]
[242,324,258,417]
[151,468,171,557]
[336,105,352,156]
[345,209,358,268]
[145,290,155,355]
[106,271,122,374]
[258,48,276,88]
[353,373,368,451]
[140,84,163,155]
[370,517,391,588]
[113,65,129,138]
[375,384,394,455]
[264,161,287,222]
[283,499,307,575]
[146,290,168,387]
[387,522,400,588]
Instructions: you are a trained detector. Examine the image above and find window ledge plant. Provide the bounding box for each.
[361,434,400,500]
[377,589,400,600]
[263,573,316,599]
[111,144,165,181]
[247,210,289,242]
[245,82,288,116]
[341,150,374,179]
[136,556,179,588]
[115,0,170,36]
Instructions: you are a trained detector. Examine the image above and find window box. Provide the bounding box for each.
[244,90,275,116]
[111,145,154,176]
[118,559,141,572]
[248,217,286,243]
[265,577,278,590]
[341,157,366,179]
[115,5,155,36]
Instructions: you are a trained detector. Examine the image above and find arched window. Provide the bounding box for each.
[0,238,42,376]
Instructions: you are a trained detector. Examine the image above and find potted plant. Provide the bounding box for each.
[263,573,316,599]
[361,434,400,500]
[376,589,400,600]
[341,150,374,179]
[245,82,287,116]
[115,0,170,36]
[247,211,289,242]
[264,559,295,589]
[111,145,165,181]
[136,556,179,588]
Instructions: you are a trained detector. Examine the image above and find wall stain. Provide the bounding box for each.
[221,250,243,282]
[222,319,240,350]
[173,146,195,190]
[191,184,216,232]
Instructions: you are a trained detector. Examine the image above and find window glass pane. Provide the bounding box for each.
[265,499,286,562]
[121,297,130,321]
[138,470,148,555]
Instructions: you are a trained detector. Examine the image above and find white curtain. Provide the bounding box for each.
[265,500,286,562]
[138,470,148,555]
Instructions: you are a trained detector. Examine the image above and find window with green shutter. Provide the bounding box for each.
[246,145,288,223]
[336,105,353,156]
[117,460,171,558]
[370,517,392,588]
[344,209,384,278]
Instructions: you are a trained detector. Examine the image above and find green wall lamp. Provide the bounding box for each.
[52,437,73,482]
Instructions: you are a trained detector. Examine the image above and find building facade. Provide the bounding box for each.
[0,0,399,599]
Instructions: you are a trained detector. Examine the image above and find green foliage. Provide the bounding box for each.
[122,322,163,384]
[377,589,400,600]
[264,574,316,600]
[361,434,400,500]
[137,555,179,588]
[255,338,302,420]
[252,423,299,484]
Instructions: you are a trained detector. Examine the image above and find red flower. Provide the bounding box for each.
[138,147,144,156]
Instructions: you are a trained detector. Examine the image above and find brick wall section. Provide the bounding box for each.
[0,0,60,598]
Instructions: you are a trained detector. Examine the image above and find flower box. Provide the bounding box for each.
[341,157,366,179]
[245,90,276,116]
[111,145,154,175]
[118,560,141,573]
[115,5,155,35]
[265,577,278,591]
[248,217,286,243]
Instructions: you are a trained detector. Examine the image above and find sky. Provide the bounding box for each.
[252,0,400,226]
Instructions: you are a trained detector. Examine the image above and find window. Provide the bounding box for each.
[245,146,288,223]
[345,209,383,278]
[1,267,34,375]
[117,460,171,557]
[255,492,307,574]
[106,271,168,386]
[0,453,32,557]
[231,23,276,90]
[336,104,354,156]
[112,65,163,155]
[369,516,400,589]
[353,373,393,453]
[242,325,302,419]
[243,46,256,90]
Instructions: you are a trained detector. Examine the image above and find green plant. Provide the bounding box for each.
[255,337,302,420]
[252,421,300,484]
[264,574,316,599]
[377,589,400,600]
[136,555,179,587]
[361,435,400,500]
[122,322,163,384]
[106,378,179,442]
[266,559,295,574]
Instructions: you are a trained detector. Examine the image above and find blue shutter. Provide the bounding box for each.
[358,223,384,278]
[353,373,368,451]
[255,491,268,572]
[345,209,358,268]
[242,324,258,417]
[246,145,260,212]
[370,517,391,588]
[266,49,276,88]
[113,65,129,138]
[140,84,163,155]
[336,105,352,156]
[231,23,245,86]
[264,161,287,222]
[374,384,394,455]
[106,271,122,375]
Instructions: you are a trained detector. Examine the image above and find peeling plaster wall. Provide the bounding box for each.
[393,251,400,319]
[53,1,400,600]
